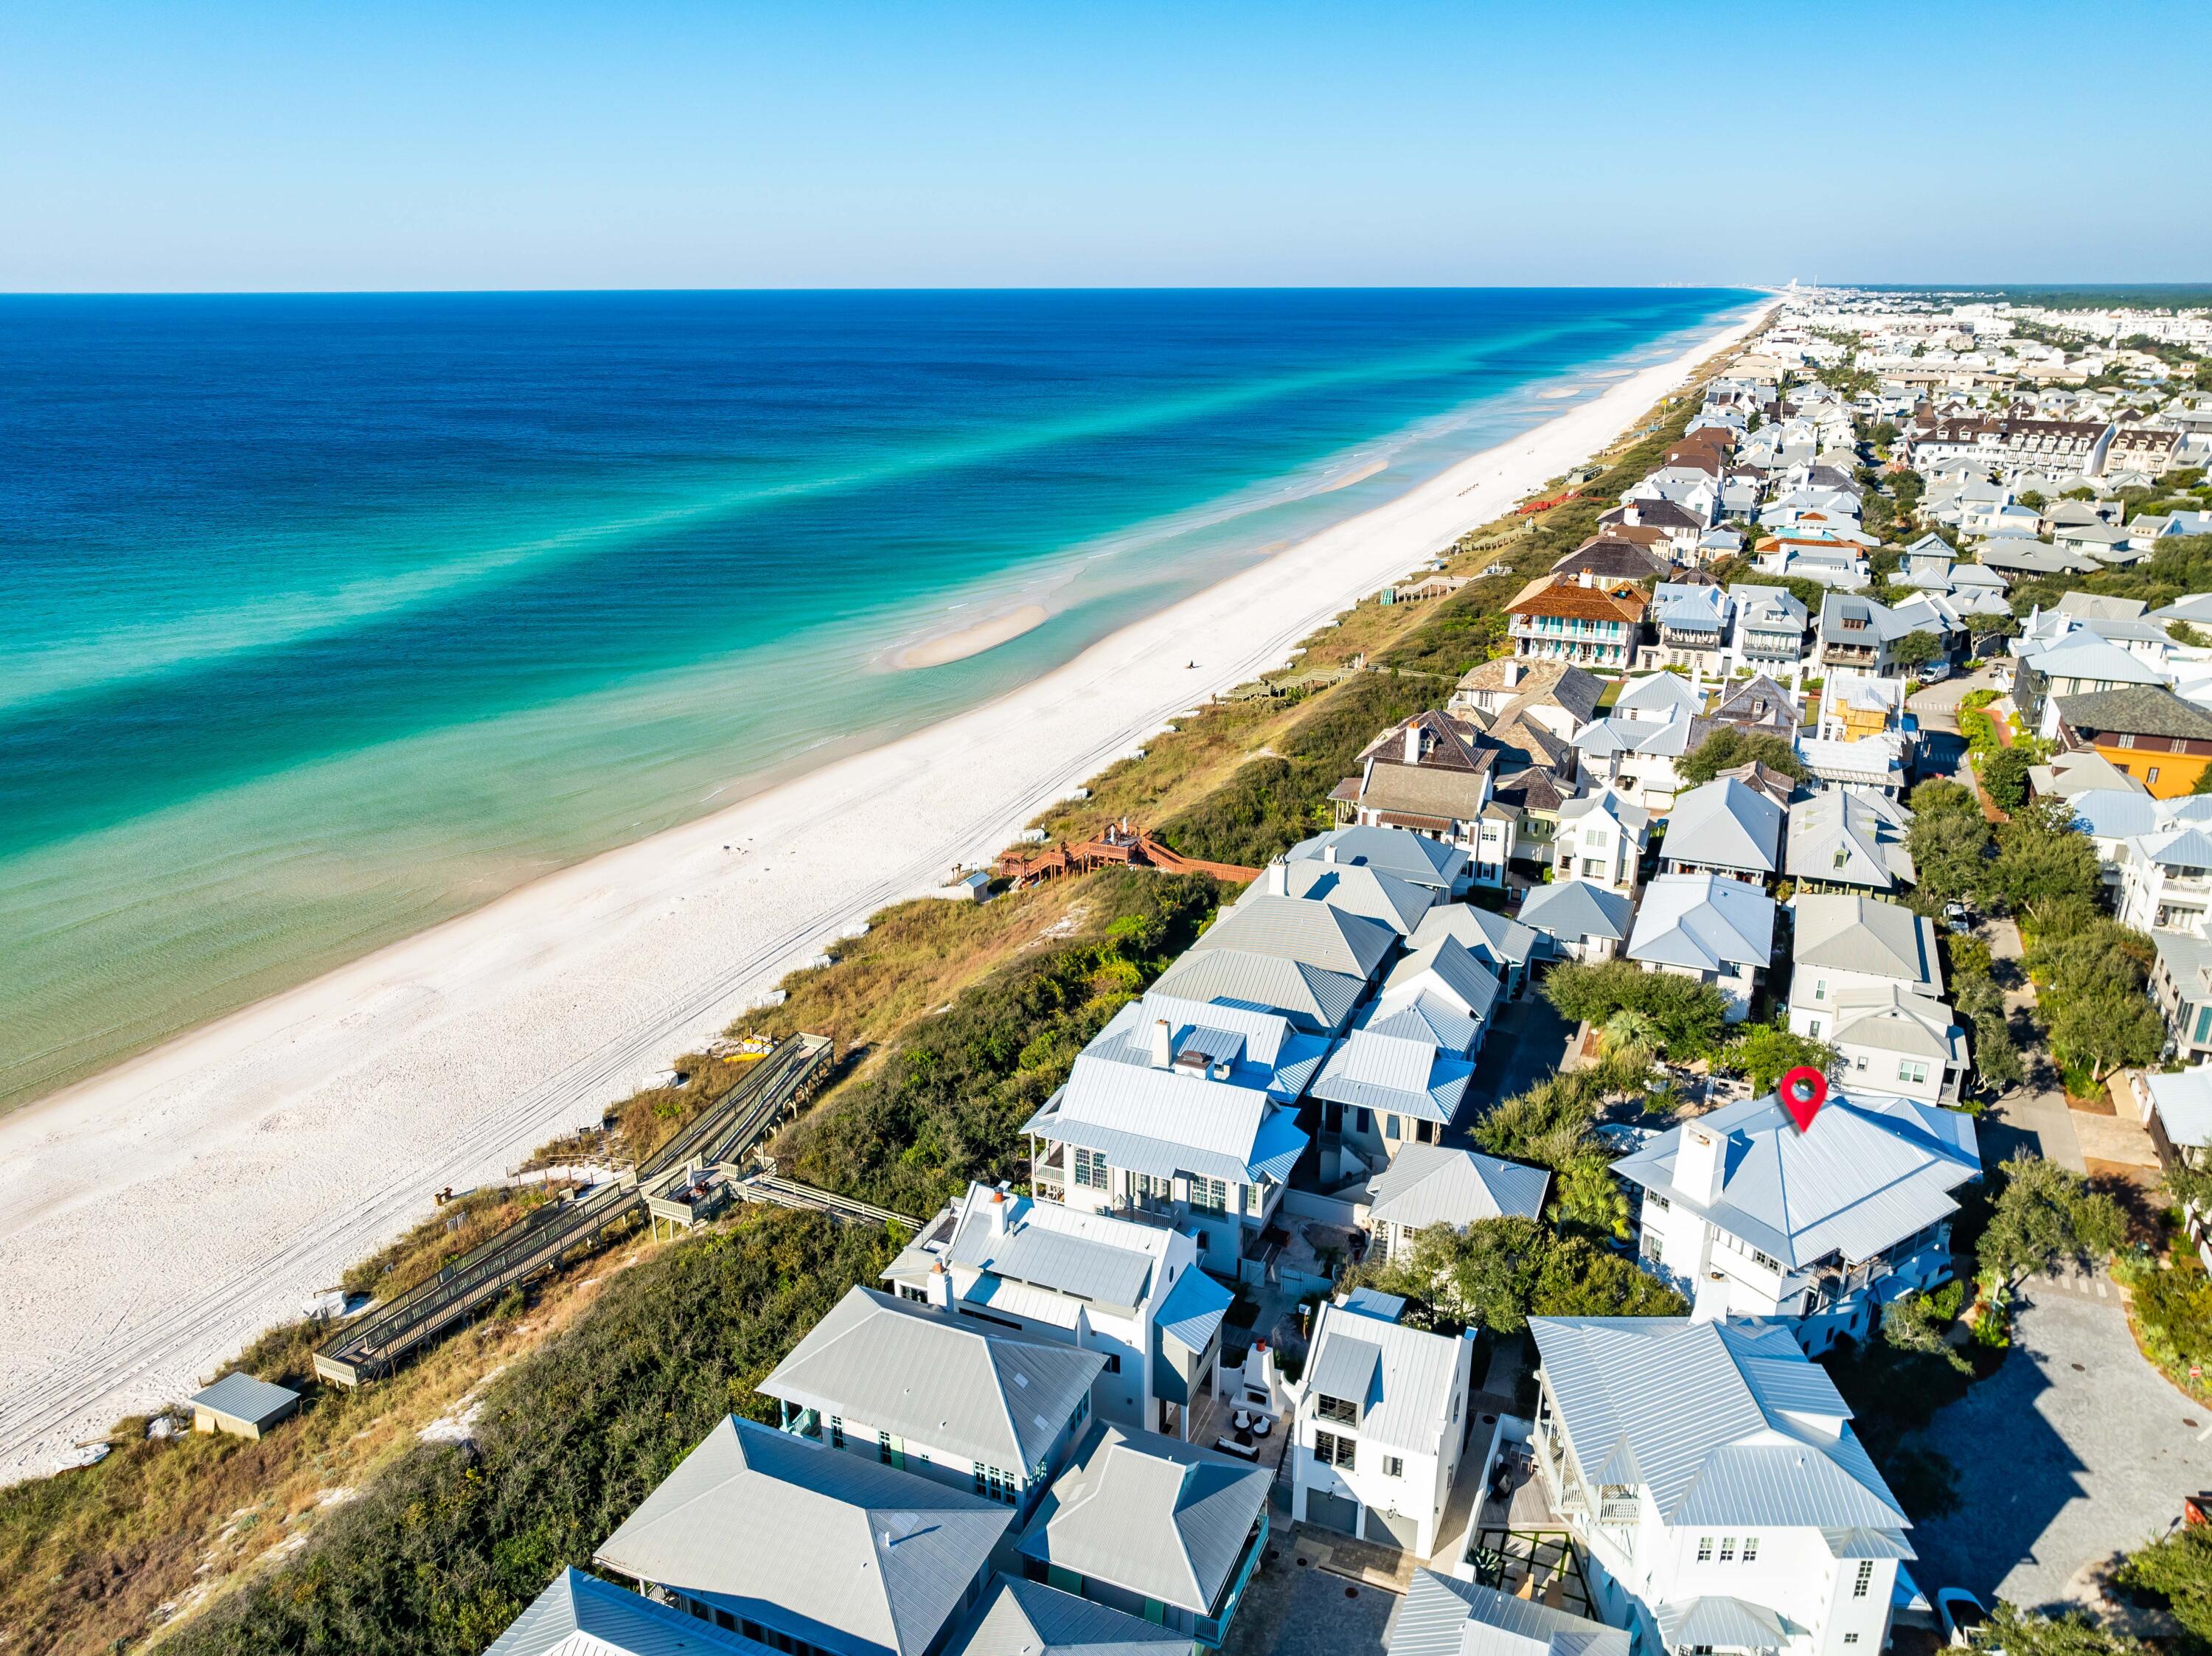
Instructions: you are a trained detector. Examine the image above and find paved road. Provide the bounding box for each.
[1907,1282,2212,1614]
[1463,991,1574,1121]
[1984,917,2087,1172]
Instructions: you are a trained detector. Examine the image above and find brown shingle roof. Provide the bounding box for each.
[2057,686,2212,742]
[1506,574,1649,624]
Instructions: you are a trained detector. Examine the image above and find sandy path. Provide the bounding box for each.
[0,303,1770,1480]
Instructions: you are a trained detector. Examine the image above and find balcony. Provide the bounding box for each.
[1192,1513,1267,1648]
[1032,1144,1067,1198]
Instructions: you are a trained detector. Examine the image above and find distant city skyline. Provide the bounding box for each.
[4,0,2209,292]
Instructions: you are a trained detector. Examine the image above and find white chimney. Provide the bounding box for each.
[1270,857,1289,896]
[1579,569,1594,588]
[1151,1018,1173,1068]
[1323,841,1338,865]
[1403,723,1422,765]
[1505,660,1524,687]
[987,1186,1010,1236]
[926,1261,953,1309]
[1676,1124,1727,1206]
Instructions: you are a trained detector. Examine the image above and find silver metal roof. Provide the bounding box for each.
[1244,859,1439,937]
[1288,826,1470,891]
[1790,894,1940,989]
[1626,874,1775,973]
[1015,1422,1270,1615]
[1186,894,1397,980]
[759,1287,1105,1475]
[950,1576,1188,1656]
[1829,987,1968,1065]
[1610,1089,1980,1270]
[485,1568,770,1656]
[1664,779,1783,875]
[1040,1051,1307,1182]
[1390,1570,1630,1656]
[1150,948,1366,1032]
[595,1417,1013,1656]
[189,1371,300,1424]
[1517,880,1635,944]
[1365,1144,1551,1232]
[1408,903,1539,970]
[1653,1596,1790,1653]
[1785,788,1916,891]
[1306,1298,1469,1455]
[947,1211,1155,1315]
[1384,936,1501,1026]
[1155,1267,1235,1356]
[1530,1318,1907,1531]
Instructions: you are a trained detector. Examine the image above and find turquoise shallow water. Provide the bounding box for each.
[0,288,1753,1105]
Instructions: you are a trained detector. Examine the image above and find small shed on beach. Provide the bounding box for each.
[190,1372,302,1441]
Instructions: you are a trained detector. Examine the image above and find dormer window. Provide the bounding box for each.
[1317,1394,1358,1425]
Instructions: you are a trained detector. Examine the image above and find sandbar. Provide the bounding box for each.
[894,604,1050,669]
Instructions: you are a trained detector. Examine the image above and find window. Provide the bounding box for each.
[1648,1192,1669,1211]
[1897,1060,1929,1086]
[1854,1561,1874,1598]
[2150,768,2163,786]
[1750,1248,1781,1273]
[829,1414,844,1449]
[1073,1147,1108,1190]
[878,1430,893,1464]
[1383,1455,1405,1478]
[1697,1536,1714,1562]
[1317,1394,1358,1425]
[1742,1536,1759,1563]
[1719,1537,1736,1563]
[1846,1638,1860,1646]
[1102,1353,1122,1374]
[2117,732,2137,749]
[1385,1114,1402,1141]
[1833,848,1848,870]
[1806,1018,1821,1038]
[1813,978,1826,1001]
[1314,1430,1356,1469]
[717,1610,738,1632]
[1354,1108,1372,1135]
[1192,1177,1228,1214]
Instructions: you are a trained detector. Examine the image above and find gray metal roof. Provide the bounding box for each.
[1040,1045,1310,1183]
[1665,779,1784,875]
[1150,947,1366,1032]
[1289,826,1471,891]
[485,1568,771,1656]
[1517,880,1634,946]
[1615,673,1707,720]
[189,1371,300,1426]
[1790,894,1940,989]
[1820,1527,1917,1562]
[1784,789,1915,891]
[1408,904,1538,970]
[1626,874,1775,973]
[1829,987,1968,1065]
[1366,994,1481,1058]
[1609,1090,1980,1270]
[1529,1318,1907,1531]
[596,1417,1013,1656]
[1245,860,1437,937]
[1310,1024,1474,1126]
[1366,1144,1551,1232]
[759,1287,1105,1475]
[1155,1267,1236,1355]
[1015,1422,1269,1615]
[1023,1089,1308,1186]
[946,1205,1156,1316]
[1653,1597,1789,1653]
[1391,1570,1629,1656]
[950,1576,1189,1656]
[1186,894,1397,981]
[1305,1298,1469,1455]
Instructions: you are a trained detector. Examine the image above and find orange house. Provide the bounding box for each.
[2053,686,2212,799]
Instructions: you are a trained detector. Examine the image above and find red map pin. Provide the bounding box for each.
[1780,1066,1827,1133]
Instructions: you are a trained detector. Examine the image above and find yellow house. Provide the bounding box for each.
[2054,686,2212,800]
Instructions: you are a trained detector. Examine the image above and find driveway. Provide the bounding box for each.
[1983,918,2087,1173]
[1904,1281,2212,1614]
[1220,1539,1399,1656]
[1462,991,1573,1124]
[1908,665,2003,734]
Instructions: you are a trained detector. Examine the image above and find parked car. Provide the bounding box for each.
[1922,660,1954,684]
[1943,901,1972,934]
[1936,1587,1992,1650]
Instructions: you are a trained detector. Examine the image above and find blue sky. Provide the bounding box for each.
[4,0,2207,291]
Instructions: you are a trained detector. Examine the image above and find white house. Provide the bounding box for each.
[1787,895,1966,1104]
[1391,1572,1628,1656]
[1528,1317,1917,1656]
[1611,1089,1980,1352]
[2117,826,2212,937]
[1291,1288,1477,1558]
[1573,717,1694,811]
[1624,874,1776,1023]
[1551,789,1651,895]
[1360,1143,1552,1265]
[1661,778,1784,886]
[759,1286,1106,1514]
[1517,880,1636,964]
[881,1182,1228,1441]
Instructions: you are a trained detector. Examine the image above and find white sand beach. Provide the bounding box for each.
[0,302,1770,1481]
[894,603,1051,669]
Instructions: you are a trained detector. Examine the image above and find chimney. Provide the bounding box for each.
[1676,1124,1728,1206]
[987,1186,1010,1236]
[926,1260,953,1309]
[1579,569,1595,588]
[1270,857,1289,896]
[1151,1017,1173,1068]
[1403,723,1422,765]
[1323,841,1338,865]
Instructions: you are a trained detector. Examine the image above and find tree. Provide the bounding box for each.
[1980,1603,2149,1656]
[2193,758,2212,796]
[1474,1071,1607,1170]
[1555,1152,1632,1242]
[1955,976,2025,1093]
[1676,727,1810,787]
[1890,630,1945,669]
[1717,1023,1838,1093]
[1541,959,1730,1060]
[2045,987,2166,1088]
[1977,1152,2129,1289]
[2117,1525,2212,1649]
[1980,743,2037,813]
[1989,796,2101,919]
[1907,790,1993,905]
[1358,1217,1688,1334]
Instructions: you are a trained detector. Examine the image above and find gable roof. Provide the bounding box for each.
[1615,672,1707,720]
[1306,1298,1470,1455]
[1408,902,1540,972]
[1610,1090,1980,1270]
[1036,1049,1308,1185]
[1187,894,1397,980]
[939,1191,1161,1316]
[1790,894,1941,990]
[1784,789,1916,891]
[1665,779,1784,875]
[1528,1318,1908,1531]
[1289,827,1471,893]
[950,1576,1190,1656]
[1015,1422,1269,1615]
[1626,875,1776,973]
[1366,1143,1551,1233]
[1244,860,1436,937]
[595,1418,1013,1656]
[760,1288,1106,1476]
[487,1568,771,1656]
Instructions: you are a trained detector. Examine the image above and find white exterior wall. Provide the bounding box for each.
[1787,967,1924,1040]
[1640,959,1759,1023]
[1553,818,1641,896]
[1288,1333,1475,1559]
[2119,849,2212,937]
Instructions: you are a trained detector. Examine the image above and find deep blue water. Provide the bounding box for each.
[0,288,1753,1102]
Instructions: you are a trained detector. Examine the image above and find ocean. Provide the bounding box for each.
[0,288,1754,1106]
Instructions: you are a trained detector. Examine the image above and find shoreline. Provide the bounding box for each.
[0,299,1772,1480]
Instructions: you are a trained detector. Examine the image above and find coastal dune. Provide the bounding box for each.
[0,304,1770,1480]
